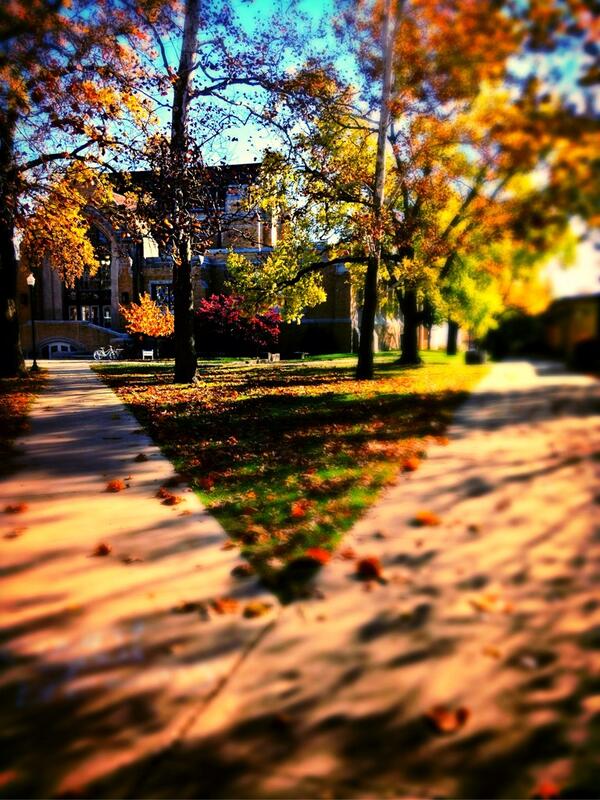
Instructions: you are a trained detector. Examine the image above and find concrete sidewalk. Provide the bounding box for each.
[0,361,276,798]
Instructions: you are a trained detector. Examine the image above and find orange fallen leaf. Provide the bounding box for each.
[339,547,357,560]
[412,510,441,527]
[198,475,214,490]
[4,503,28,514]
[243,600,273,619]
[482,645,502,659]
[290,499,312,518]
[156,486,172,499]
[305,547,331,565]
[470,592,513,614]
[162,493,183,506]
[91,542,112,557]
[221,539,236,550]
[211,597,239,615]
[106,479,126,493]
[402,456,420,473]
[356,556,383,581]
[425,704,470,734]
[531,779,561,799]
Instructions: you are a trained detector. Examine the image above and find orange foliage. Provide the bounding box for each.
[120,293,174,339]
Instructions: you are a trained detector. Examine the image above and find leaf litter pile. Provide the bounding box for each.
[0,370,46,477]
[97,353,486,584]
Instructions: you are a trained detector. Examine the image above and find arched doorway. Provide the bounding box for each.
[63,226,113,327]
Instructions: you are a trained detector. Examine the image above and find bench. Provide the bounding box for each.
[142,349,154,361]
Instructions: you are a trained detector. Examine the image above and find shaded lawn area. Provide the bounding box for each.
[96,352,487,587]
[0,370,47,477]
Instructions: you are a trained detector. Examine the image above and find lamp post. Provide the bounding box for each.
[26,273,40,372]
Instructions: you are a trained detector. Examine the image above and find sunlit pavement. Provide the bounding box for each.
[0,360,275,799]
[1,359,599,798]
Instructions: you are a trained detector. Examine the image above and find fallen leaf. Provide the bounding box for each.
[243,600,273,618]
[482,645,502,659]
[356,556,383,581]
[4,503,28,514]
[469,592,513,614]
[4,527,26,540]
[290,499,312,518]
[162,493,183,506]
[0,770,19,790]
[530,779,561,799]
[468,523,481,534]
[173,600,200,614]
[121,554,144,564]
[231,563,254,579]
[211,597,239,615]
[339,547,357,560]
[305,547,331,565]
[106,479,126,493]
[402,456,420,472]
[198,475,214,491]
[133,453,149,462]
[156,486,172,499]
[221,539,236,550]
[91,542,112,557]
[425,704,470,734]
[412,510,441,527]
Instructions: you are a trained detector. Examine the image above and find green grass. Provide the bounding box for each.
[96,350,487,594]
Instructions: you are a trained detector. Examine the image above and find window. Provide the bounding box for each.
[151,282,174,311]
[103,306,112,326]
[68,306,78,320]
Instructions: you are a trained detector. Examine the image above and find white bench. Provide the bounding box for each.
[142,349,154,361]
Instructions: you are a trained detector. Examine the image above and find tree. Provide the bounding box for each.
[0,0,151,376]
[19,163,113,284]
[120,292,174,340]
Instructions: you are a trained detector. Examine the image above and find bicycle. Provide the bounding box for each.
[93,345,122,361]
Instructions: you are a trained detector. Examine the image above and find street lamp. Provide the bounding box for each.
[26,272,40,372]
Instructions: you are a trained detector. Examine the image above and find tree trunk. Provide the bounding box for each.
[0,110,24,377]
[170,0,200,383]
[356,256,379,379]
[173,242,197,382]
[356,0,396,380]
[397,288,422,365]
[446,318,459,356]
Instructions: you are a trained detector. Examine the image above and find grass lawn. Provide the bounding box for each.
[0,370,47,477]
[96,351,488,592]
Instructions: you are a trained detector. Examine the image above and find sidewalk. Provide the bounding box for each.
[0,361,276,798]
[1,360,599,799]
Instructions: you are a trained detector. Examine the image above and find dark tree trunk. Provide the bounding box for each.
[173,243,197,382]
[356,256,379,379]
[0,110,25,377]
[355,0,396,380]
[397,288,422,365]
[446,318,459,356]
[170,0,200,384]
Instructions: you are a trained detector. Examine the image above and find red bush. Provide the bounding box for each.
[195,294,281,356]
